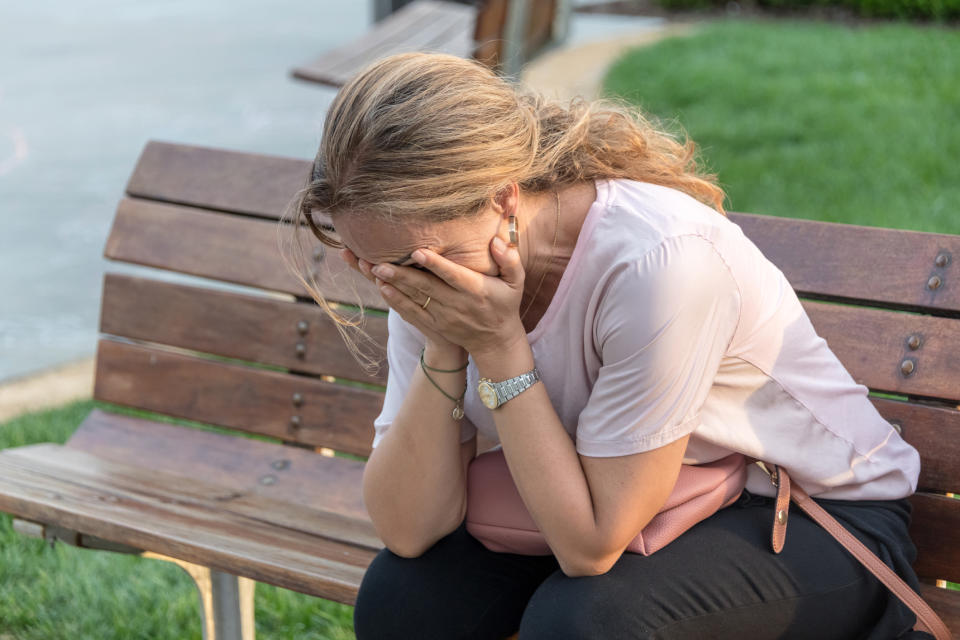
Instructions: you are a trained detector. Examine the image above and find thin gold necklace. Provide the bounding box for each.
[520,190,561,322]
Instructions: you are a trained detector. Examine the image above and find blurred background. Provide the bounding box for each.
[0,0,363,385]
[0,0,956,637]
[0,0,667,387]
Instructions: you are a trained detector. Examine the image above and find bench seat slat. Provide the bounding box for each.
[7,443,381,551]
[66,409,371,523]
[93,339,381,457]
[101,273,388,385]
[105,197,384,307]
[918,582,960,635]
[297,0,471,75]
[291,1,476,87]
[0,444,376,605]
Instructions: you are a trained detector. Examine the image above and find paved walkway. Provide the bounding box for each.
[0,6,691,423]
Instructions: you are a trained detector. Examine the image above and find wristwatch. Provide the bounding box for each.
[477,367,542,409]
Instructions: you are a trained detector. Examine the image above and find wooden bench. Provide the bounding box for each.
[1,140,959,639]
[291,0,571,86]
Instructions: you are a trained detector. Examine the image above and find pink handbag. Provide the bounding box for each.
[463,448,952,639]
[465,447,747,556]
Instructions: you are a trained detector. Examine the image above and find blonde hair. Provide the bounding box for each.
[280,52,726,373]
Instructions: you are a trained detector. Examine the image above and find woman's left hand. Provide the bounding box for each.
[371,236,528,357]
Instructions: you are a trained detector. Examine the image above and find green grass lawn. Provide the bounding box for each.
[603,19,960,234]
[3,18,959,640]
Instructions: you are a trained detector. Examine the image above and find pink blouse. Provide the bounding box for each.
[372,179,920,500]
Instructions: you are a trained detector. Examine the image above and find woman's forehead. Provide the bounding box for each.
[333,217,448,264]
[334,213,498,263]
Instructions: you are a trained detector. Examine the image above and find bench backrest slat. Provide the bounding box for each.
[100,274,388,384]
[728,213,959,314]
[803,301,960,401]
[126,142,309,219]
[105,198,383,307]
[910,492,960,583]
[870,397,960,493]
[93,339,380,457]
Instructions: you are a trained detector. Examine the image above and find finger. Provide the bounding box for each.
[410,249,478,292]
[340,248,378,284]
[357,258,377,282]
[490,236,525,288]
[371,262,448,305]
[339,247,359,271]
[378,280,432,324]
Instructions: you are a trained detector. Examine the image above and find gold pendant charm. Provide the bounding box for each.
[452,404,465,420]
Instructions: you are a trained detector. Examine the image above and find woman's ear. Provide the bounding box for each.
[492,183,520,219]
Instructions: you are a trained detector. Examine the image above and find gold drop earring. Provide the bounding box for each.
[508,215,518,248]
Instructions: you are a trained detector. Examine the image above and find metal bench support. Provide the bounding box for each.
[143,552,256,640]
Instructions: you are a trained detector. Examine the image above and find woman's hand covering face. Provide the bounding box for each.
[340,240,528,357]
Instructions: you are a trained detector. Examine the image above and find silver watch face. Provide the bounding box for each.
[477,380,499,409]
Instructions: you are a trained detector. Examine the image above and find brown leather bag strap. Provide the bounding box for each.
[769,465,951,640]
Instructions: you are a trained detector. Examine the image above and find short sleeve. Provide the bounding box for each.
[575,234,742,457]
[372,309,478,449]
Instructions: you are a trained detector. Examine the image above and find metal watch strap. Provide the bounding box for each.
[495,368,541,405]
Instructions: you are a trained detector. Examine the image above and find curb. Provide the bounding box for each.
[0,356,95,423]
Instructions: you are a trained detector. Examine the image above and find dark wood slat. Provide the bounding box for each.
[0,444,375,604]
[871,398,960,494]
[291,1,476,87]
[296,0,458,81]
[917,582,960,637]
[910,492,960,584]
[103,197,383,307]
[9,443,380,550]
[100,274,388,384]
[126,140,311,219]
[93,339,382,457]
[729,212,960,315]
[66,409,371,523]
[802,300,960,402]
[317,2,474,81]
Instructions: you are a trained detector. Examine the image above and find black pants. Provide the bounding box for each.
[353,489,930,639]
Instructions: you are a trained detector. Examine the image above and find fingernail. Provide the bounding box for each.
[412,249,425,263]
[372,265,393,278]
[492,236,506,252]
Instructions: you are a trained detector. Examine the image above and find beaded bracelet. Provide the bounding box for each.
[419,347,467,420]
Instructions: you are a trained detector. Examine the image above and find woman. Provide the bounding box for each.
[285,52,926,639]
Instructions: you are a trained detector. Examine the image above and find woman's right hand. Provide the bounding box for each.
[339,248,467,362]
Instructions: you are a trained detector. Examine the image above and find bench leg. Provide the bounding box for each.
[142,552,256,640]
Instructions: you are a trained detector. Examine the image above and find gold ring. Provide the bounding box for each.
[421,295,432,310]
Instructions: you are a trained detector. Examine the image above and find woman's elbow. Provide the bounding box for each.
[385,539,430,559]
[382,511,466,559]
[557,547,618,578]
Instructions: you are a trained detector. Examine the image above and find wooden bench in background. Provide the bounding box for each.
[0,140,958,639]
[291,0,571,87]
